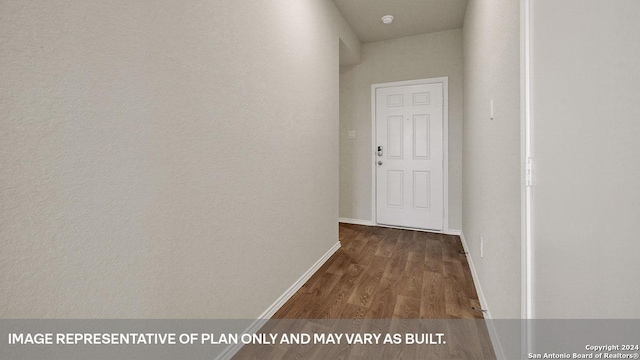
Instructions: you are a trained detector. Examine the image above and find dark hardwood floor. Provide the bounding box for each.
[232,224,496,359]
[273,223,484,320]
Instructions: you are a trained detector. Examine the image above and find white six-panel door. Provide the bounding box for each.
[375,82,444,230]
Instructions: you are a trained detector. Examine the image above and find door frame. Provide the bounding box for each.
[521,0,533,347]
[370,77,449,233]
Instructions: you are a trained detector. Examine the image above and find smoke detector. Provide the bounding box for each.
[381,15,394,24]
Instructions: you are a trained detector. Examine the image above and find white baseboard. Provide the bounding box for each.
[459,231,506,360]
[339,218,462,238]
[338,217,376,226]
[444,229,461,236]
[215,241,341,360]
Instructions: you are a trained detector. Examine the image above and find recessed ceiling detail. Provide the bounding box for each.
[332,0,468,43]
[381,15,394,24]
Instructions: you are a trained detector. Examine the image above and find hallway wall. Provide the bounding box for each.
[0,0,357,318]
[462,0,521,320]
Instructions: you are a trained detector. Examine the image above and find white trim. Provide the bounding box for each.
[459,231,506,360]
[341,219,460,237]
[443,79,449,233]
[521,0,534,355]
[366,223,459,236]
[215,242,341,360]
[371,223,456,235]
[521,0,533,322]
[370,88,377,227]
[444,229,461,236]
[338,217,376,227]
[259,241,341,319]
[370,77,450,232]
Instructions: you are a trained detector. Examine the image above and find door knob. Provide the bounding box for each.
[378,161,383,166]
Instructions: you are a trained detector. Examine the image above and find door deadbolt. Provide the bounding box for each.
[377,146,383,156]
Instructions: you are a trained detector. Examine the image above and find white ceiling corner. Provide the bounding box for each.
[332,0,468,43]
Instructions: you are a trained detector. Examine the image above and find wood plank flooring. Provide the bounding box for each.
[232,224,495,359]
[273,223,484,320]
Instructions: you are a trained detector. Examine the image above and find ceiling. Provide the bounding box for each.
[332,0,468,43]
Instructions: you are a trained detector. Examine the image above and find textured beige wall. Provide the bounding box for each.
[0,0,356,318]
[339,29,463,230]
[530,0,640,318]
[462,0,521,319]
